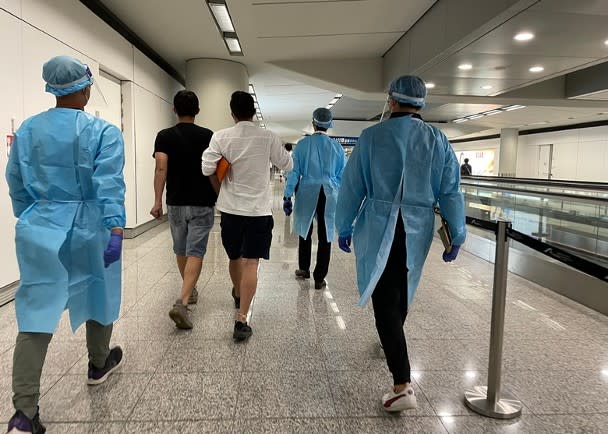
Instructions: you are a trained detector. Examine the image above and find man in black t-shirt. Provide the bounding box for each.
[150,90,217,330]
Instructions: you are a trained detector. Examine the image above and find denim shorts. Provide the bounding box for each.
[167,206,214,258]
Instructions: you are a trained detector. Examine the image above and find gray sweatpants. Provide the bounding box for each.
[12,320,113,418]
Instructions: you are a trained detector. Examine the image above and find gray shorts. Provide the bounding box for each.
[167,206,214,258]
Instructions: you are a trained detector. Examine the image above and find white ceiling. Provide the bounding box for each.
[99,0,608,142]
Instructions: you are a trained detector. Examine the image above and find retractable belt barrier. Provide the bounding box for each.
[461,216,607,419]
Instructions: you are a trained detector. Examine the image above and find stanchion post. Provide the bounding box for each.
[464,220,522,419]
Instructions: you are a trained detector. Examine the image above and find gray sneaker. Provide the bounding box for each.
[169,302,193,329]
[188,288,199,305]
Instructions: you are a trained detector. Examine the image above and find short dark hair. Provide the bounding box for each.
[464,158,470,163]
[314,125,328,132]
[174,90,199,117]
[230,91,256,120]
[284,143,293,152]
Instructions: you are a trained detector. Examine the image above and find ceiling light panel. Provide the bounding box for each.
[529,66,544,73]
[426,82,436,89]
[504,105,526,111]
[481,85,493,90]
[458,64,473,70]
[225,37,242,53]
[514,32,534,41]
[209,2,235,32]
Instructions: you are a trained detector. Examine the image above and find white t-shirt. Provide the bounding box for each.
[202,121,293,216]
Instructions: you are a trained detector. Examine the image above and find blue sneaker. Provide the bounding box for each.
[87,346,123,385]
[7,409,45,433]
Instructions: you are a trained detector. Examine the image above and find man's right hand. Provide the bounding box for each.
[150,203,163,219]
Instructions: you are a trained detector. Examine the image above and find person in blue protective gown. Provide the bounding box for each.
[335,75,466,413]
[5,56,126,434]
[283,108,346,289]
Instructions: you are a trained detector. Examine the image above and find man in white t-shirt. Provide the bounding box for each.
[202,91,293,341]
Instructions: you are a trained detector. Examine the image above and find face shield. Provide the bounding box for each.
[84,65,108,108]
[379,95,391,123]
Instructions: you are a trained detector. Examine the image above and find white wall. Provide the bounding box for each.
[0,1,182,287]
[453,125,608,182]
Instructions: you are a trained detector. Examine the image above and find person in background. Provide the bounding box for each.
[202,91,293,341]
[5,56,126,433]
[150,90,217,330]
[460,157,472,176]
[283,108,346,289]
[335,75,466,412]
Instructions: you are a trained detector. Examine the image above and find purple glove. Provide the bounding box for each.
[338,235,352,253]
[283,197,293,216]
[104,233,123,268]
[442,245,461,262]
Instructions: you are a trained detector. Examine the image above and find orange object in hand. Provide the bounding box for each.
[216,157,230,182]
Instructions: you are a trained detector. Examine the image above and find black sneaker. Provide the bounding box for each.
[87,346,123,385]
[314,279,327,290]
[231,287,240,309]
[7,408,46,434]
[233,321,252,341]
[295,269,311,279]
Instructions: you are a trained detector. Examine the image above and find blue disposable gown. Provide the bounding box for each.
[5,108,126,333]
[284,132,346,241]
[335,115,466,307]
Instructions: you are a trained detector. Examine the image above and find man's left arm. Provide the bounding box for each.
[270,134,293,172]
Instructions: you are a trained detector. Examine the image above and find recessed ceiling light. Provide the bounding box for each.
[458,64,473,70]
[453,118,468,123]
[208,1,235,33]
[605,40,608,46]
[467,114,484,120]
[425,82,436,89]
[481,85,493,90]
[514,32,534,41]
[529,66,544,73]
[484,110,502,116]
[505,105,526,111]
[224,36,242,54]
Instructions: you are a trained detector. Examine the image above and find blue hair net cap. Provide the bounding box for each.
[388,75,427,108]
[313,107,333,128]
[43,56,93,96]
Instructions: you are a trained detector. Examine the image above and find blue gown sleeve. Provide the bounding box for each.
[437,136,467,246]
[335,144,347,185]
[284,146,302,198]
[93,124,126,229]
[335,138,366,237]
[5,133,34,218]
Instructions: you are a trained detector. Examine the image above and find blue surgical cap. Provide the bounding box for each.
[43,56,93,96]
[313,107,333,128]
[388,75,427,108]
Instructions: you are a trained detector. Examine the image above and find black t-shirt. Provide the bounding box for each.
[153,123,216,207]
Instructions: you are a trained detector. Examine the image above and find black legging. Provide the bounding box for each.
[298,187,331,282]
[371,213,410,385]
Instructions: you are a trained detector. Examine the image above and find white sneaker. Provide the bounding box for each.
[382,385,417,412]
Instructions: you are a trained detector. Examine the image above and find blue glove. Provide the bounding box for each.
[283,197,293,216]
[442,245,460,262]
[338,235,352,253]
[104,233,123,268]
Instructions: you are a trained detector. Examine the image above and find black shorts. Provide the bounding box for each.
[220,212,274,260]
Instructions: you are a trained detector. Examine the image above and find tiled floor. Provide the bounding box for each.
[1,189,608,433]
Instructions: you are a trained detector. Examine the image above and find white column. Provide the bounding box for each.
[186,59,249,131]
[498,128,518,177]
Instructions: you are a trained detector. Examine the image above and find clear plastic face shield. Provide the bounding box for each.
[379,95,391,123]
[84,65,108,108]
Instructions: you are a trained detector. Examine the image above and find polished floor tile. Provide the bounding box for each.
[1,191,608,432]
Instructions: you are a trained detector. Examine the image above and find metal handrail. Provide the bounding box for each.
[462,175,608,191]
